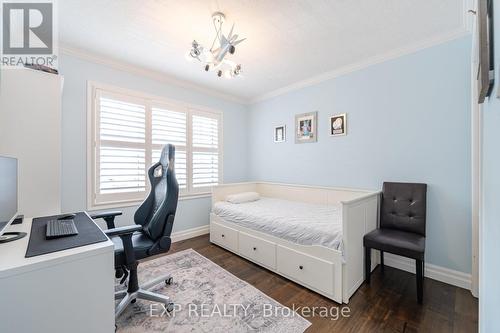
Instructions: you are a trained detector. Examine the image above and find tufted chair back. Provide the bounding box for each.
[380,182,427,236]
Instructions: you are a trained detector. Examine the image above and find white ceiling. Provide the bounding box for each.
[59,0,467,103]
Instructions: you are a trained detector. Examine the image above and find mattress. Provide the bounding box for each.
[213,197,343,252]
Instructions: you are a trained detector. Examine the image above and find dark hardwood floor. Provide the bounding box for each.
[167,234,477,333]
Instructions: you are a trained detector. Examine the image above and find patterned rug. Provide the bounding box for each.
[116,249,311,333]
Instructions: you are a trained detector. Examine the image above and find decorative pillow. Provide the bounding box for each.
[226,192,260,204]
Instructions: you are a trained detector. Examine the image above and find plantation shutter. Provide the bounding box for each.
[95,92,147,204]
[191,111,221,189]
[151,106,188,189]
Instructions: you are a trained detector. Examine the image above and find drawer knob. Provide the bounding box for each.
[299,265,304,270]
[253,247,257,251]
[221,234,225,238]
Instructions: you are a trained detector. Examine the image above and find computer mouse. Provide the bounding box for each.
[57,213,77,220]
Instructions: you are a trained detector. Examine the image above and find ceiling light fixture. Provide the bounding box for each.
[186,12,245,79]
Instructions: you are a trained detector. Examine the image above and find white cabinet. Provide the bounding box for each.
[0,68,62,217]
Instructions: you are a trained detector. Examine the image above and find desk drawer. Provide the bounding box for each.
[210,223,238,252]
[277,245,334,295]
[239,232,276,269]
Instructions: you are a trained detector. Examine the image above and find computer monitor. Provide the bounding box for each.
[0,156,18,239]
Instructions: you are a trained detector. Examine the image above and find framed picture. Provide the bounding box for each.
[330,113,347,136]
[274,125,286,143]
[295,112,317,143]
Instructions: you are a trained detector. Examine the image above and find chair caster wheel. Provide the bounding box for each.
[165,277,173,285]
[131,299,136,304]
[166,302,174,312]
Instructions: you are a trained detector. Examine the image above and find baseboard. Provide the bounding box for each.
[171,225,209,243]
[383,253,472,290]
[170,226,472,291]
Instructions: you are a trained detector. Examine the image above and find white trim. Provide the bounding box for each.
[383,253,472,290]
[471,99,481,298]
[87,80,225,115]
[86,192,212,212]
[469,0,480,298]
[171,225,209,243]
[60,45,247,105]
[167,224,473,291]
[250,29,470,104]
[86,81,94,212]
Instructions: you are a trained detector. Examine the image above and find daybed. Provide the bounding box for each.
[210,182,380,303]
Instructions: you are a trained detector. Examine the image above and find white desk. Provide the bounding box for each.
[0,216,115,333]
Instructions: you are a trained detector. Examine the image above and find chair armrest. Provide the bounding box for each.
[91,210,123,229]
[105,224,143,267]
[104,224,142,238]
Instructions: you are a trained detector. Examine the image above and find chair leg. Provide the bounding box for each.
[137,289,171,304]
[114,290,127,300]
[142,274,172,291]
[115,292,135,318]
[416,259,423,304]
[114,268,175,318]
[423,261,425,285]
[365,247,371,284]
[380,250,384,272]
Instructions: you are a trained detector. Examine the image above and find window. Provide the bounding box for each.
[88,83,222,208]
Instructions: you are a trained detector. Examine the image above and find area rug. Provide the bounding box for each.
[116,248,311,333]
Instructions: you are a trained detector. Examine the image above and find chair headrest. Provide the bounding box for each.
[160,144,175,171]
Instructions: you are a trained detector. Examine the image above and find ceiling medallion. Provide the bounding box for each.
[186,12,245,79]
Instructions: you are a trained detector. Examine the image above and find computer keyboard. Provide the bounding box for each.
[46,219,79,239]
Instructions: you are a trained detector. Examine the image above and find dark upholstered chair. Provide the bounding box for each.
[363,182,427,303]
[92,144,179,318]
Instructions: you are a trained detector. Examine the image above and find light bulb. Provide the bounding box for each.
[233,64,242,76]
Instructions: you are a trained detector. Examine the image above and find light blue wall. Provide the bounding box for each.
[480,0,500,331]
[248,37,472,273]
[59,54,248,232]
[59,36,475,276]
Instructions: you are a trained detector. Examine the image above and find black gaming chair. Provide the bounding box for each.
[92,144,179,317]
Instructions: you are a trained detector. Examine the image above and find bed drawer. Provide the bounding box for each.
[276,245,334,295]
[238,232,276,269]
[210,223,238,252]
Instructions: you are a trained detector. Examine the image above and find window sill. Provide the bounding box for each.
[87,192,212,212]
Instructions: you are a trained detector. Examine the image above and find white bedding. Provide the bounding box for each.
[213,197,343,252]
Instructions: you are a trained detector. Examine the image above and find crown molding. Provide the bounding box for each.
[250,29,470,104]
[61,16,471,107]
[59,45,248,105]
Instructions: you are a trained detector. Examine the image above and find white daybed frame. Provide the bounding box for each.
[209,182,380,304]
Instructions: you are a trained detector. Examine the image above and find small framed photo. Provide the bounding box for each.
[295,112,317,143]
[274,125,286,143]
[330,113,347,136]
